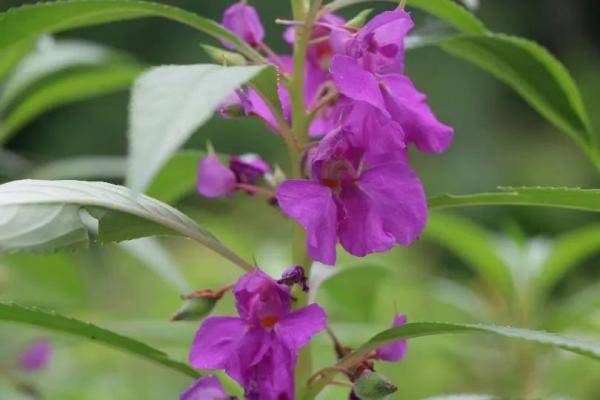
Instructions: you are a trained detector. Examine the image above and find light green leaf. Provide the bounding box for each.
[0,64,142,145]
[146,150,203,204]
[429,187,600,212]
[437,34,595,162]
[0,38,134,110]
[0,39,34,82]
[28,156,126,180]
[0,302,199,378]
[200,44,247,66]
[0,179,252,270]
[544,281,600,331]
[322,0,486,34]
[422,396,496,400]
[126,64,266,192]
[307,322,600,397]
[0,0,264,63]
[318,265,390,322]
[120,237,191,292]
[424,213,513,299]
[537,223,600,293]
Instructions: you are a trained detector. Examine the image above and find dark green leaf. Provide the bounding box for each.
[0,302,199,378]
[306,322,600,397]
[146,150,203,204]
[429,187,600,212]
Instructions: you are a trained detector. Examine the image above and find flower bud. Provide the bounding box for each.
[353,371,397,400]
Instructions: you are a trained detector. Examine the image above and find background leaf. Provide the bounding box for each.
[0,179,252,270]
[0,0,264,63]
[0,302,199,378]
[145,150,203,204]
[307,321,600,397]
[424,213,513,299]
[29,156,127,180]
[429,187,600,212]
[126,64,266,192]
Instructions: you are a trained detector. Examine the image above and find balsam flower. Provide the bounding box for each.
[180,375,229,400]
[189,269,327,399]
[375,314,408,361]
[19,340,51,371]
[330,10,453,153]
[276,126,427,265]
[221,2,265,49]
[197,153,269,198]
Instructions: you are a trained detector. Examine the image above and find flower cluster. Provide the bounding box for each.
[187,268,327,399]
[190,2,452,398]
[198,2,452,265]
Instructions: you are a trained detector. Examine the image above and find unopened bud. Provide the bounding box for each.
[171,297,217,321]
[353,371,397,400]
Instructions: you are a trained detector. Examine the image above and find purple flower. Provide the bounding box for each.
[347,11,414,75]
[19,340,51,371]
[375,314,408,362]
[276,126,427,265]
[189,269,327,399]
[221,2,264,49]
[197,154,269,198]
[180,375,229,400]
[329,10,453,153]
[284,13,346,68]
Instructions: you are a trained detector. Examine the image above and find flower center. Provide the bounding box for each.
[260,315,279,328]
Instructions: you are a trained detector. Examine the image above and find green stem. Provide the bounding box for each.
[288,0,321,398]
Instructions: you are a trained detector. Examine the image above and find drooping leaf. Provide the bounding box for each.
[0,39,34,82]
[28,156,127,180]
[306,322,600,397]
[0,38,135,110]
[0,179,252,270]
[0,0,264,63]
[126,64,267,192]
[437,34,595,159]
[424,213,513,299]
[428,187,600,212]
[145,150,203,204]
[0,64,142,144]
[537,223,600,294]
[0,302,199,378]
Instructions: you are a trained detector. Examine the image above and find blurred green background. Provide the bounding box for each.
[1,0,600,399]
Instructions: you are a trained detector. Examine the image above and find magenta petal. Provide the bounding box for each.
[197,155,236,198]
[233,269,291,325]
[221,3,264,49]
[330,55,387,112]
[245,338,295,400]
[351,10,414,74]
[19,340,51,371]
[380,74,453,153]
[276,180,338,265]
[337,184,397,257]
[180,375,228,400]
[276,304,327,351]
[376,314,408,362]
[189,316,245,370]
[358,161,427,246]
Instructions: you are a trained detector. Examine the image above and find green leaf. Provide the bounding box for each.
[120,237,191,292]
[0,64,142,145]
[28,156,126,180]
[200,44,247,66]
[318,265,391,322]
[0,0,264,63]
[422,396,496,400]
[0,38,135,110]
[146,150,203,204]
[437,34,595,160]
[322,0,486,34]
[537,223,600,293]
[424,213,513,299]
[428,187,600,212]
[0,39,34,82]
[0,302,199,378]
[0,179,252,270]
[544,281,600,331]
[306,321,600,397]
[126,64,266,192]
